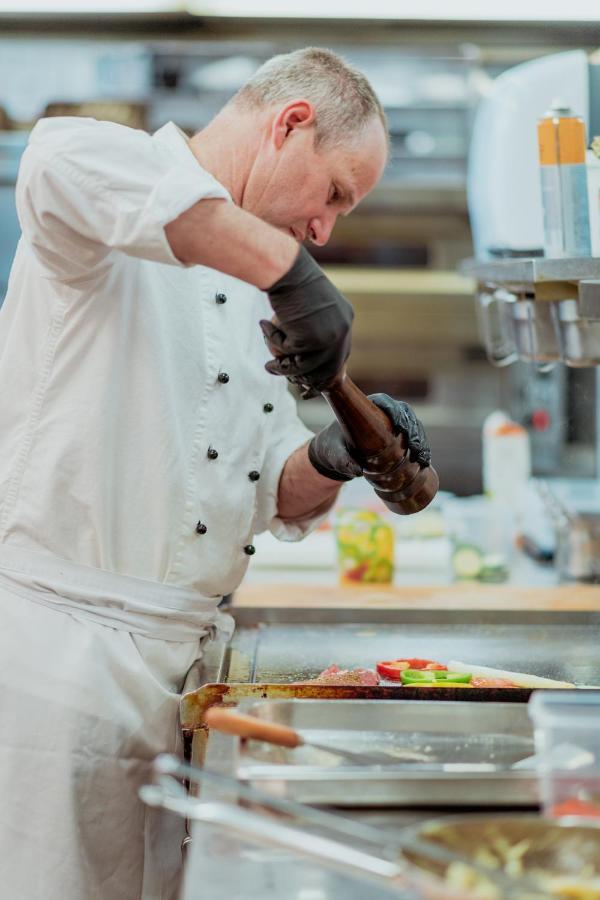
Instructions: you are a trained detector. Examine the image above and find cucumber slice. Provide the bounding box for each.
[479,554,509,583]
[452,543,484,579]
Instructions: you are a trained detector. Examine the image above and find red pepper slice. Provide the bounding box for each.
[551,798,600,819]
[376,658,447,680]
[345,562,369,582]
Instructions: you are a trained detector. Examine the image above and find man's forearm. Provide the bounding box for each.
[277,442,343,521]
[165,199,298,290]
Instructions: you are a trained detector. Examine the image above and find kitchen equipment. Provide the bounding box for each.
[510,299,561,369]
[529,690,600,821]
[554,297,600,366]
[224,699,537,807]
[464,52,600,487]
[536,480,600,582]
[204,706,406,767]
[467,49,596,260]
[142,756,543,900]
[142,756,600,900]
[475,288,518,367]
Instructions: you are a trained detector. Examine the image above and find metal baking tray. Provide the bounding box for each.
[234,699,538,808]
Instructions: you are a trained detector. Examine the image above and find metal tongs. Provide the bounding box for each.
[141,755,550,900]
[203,706,408,766]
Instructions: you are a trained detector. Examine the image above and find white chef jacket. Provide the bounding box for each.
[0,117,317,596]
[0,118,327,900]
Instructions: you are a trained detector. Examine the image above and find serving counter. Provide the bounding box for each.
[172,577,600,899]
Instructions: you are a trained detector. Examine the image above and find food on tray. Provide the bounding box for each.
[375,656,520,687]
[334,509,394,584]
[400,669,473,686]
[299,664,381,686]
[447,661,576,689]
[445,859,600,899]
[410,820,600,900]
[471,677,519,688]
[376,658,447,679]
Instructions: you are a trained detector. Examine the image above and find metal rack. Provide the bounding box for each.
[461,257,600,304]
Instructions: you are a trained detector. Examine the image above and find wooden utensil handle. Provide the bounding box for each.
[204,708,302,749]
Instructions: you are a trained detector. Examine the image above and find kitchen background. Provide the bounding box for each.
[1,4,599,573]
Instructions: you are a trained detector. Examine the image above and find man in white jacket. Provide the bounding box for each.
[0,47,429,899]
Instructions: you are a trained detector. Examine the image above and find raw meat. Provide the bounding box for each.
[300,664,381,686]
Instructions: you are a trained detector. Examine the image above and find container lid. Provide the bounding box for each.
[529,690,600,724]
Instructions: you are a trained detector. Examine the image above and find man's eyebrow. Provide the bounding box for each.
[342,187,357,215]
[337,182,356,210]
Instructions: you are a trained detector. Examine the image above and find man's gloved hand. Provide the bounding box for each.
[308,394,431,482]
[260,246,353,391]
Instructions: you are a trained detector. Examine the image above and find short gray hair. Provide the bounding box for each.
[232,47,388,149]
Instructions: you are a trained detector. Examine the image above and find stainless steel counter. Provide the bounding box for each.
[207,605,600,687]
[180,604,600,899]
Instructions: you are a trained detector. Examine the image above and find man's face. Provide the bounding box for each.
[242,106,387,246]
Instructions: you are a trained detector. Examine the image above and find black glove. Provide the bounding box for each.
[308,394,431,482]
[261,246,354,391]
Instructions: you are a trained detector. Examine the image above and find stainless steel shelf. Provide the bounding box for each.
[460,256,600,289]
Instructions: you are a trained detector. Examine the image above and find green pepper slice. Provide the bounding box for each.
[400,669,472,685]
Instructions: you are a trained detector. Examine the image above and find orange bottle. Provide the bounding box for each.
[537,104,592,258]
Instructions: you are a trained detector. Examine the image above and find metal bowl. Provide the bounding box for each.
[402,815,600,899]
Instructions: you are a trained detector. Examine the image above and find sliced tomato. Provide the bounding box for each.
[345,562,369,582]
[376,658,447,680]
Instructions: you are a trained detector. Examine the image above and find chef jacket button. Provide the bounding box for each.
[207,447,219,460]
[263,402,274,413]
[244,544,256,556]
[195,521,208,535]
[215,292,227,304]
[217,372,230,384]
[248,470,260,482]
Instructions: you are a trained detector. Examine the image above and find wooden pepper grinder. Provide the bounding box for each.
[320,370,439,516]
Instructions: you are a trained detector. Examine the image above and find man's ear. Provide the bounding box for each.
[271,100,316,150]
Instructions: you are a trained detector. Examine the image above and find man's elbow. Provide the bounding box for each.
[164,216,194,266]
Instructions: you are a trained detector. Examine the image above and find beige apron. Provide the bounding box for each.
[0,544,233,900]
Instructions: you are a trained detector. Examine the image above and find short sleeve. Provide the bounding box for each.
[253,381,336,542]
[15,117,230,283]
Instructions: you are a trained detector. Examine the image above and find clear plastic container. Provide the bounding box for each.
[528,691,600,822]
[443,495,514,583]
[334,509,394,585]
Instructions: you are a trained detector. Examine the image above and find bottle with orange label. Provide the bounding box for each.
[537,103,592,258]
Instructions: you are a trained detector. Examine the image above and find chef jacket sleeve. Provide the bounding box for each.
[15,117,230,283]
[254,381,338,542]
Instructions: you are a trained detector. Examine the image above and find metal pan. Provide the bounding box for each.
[232,699,537,807]
[142,756,600,900]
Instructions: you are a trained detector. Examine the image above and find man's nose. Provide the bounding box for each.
[308,211,337,247]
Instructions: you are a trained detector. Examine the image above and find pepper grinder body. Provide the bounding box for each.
[321,373,439,516]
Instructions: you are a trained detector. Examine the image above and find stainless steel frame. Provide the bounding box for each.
[232,698,537,807]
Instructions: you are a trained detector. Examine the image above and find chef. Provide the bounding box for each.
[0,47,430,899]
